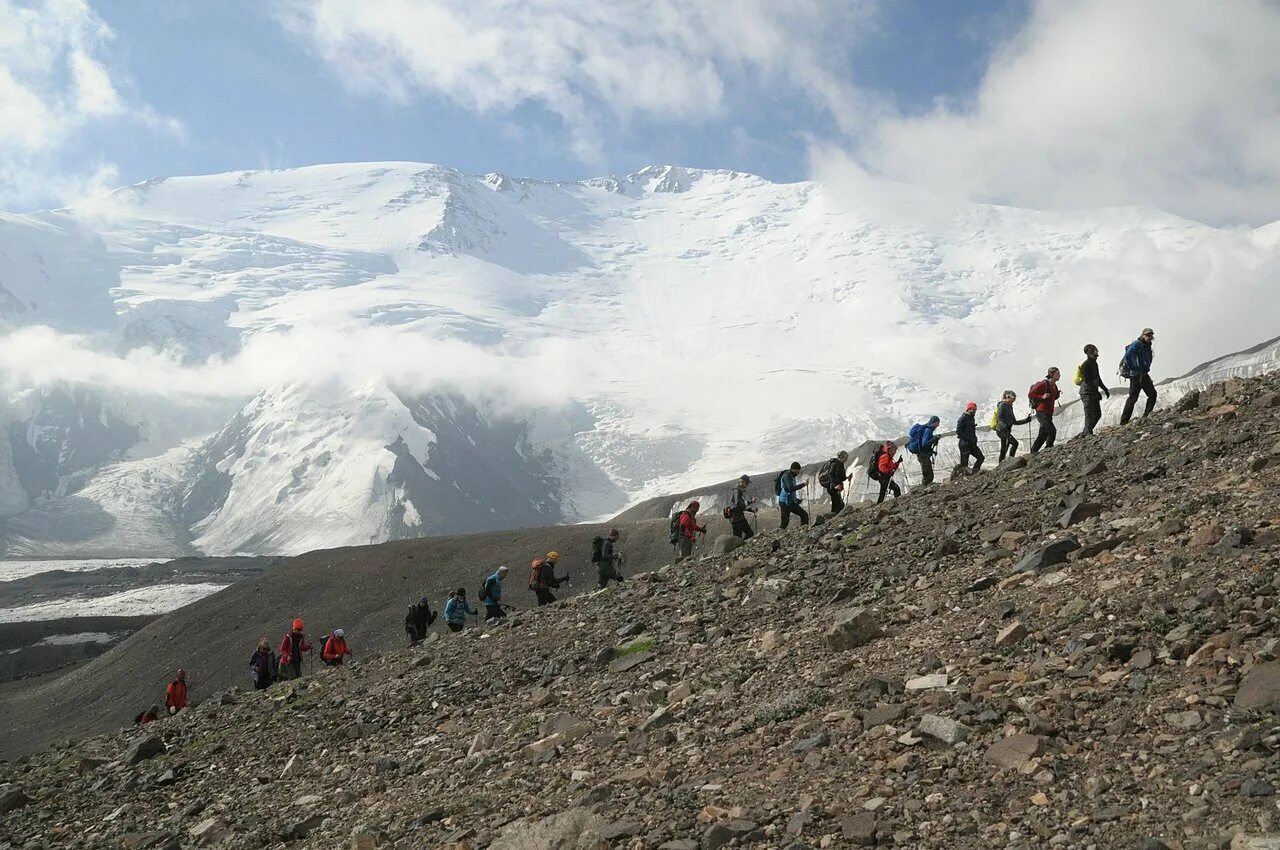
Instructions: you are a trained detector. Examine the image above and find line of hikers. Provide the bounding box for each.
[668,329,1160,549]
[137,531,630,722]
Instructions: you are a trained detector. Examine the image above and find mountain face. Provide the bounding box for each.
[0,163,1277,556]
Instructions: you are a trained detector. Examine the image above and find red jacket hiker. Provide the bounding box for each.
[280,623,311,665]
[878,444,901,476]
[678,501,706,540]
[165,670,188,713]
[1029,378,1061,414]
[321,631,350,665]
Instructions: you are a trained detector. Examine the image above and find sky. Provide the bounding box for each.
[2,0,1280,225]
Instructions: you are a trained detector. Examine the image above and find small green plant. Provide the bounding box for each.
[615,637,655,657]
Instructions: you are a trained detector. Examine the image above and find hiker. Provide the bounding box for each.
[727,475,758,540]
[320,629,350,666]
[530,552,567,605]
[907,416,941,486]
[135,705,159,726]
[444,588,477,632]
[279,618,311,680]
[1120,328,1157,425]
[1077,344,1111,436]
[404,597,437,646]
[777,462,810,529]
[480,566,509,621]
[871,441,902,503]
[994,390,1031,461]
[818,451,850,512]
[165,668,188,715]
[595,529,624,588]
[1029,367,1063,453]
[249,638,278,690]
[956,402,984,473]
[674,501,707,558]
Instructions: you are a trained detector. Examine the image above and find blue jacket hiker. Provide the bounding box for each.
[1120,328,1158,425]
[480,566,508,621]
[776,461,810,530]
[444,589,477,632]
[908,416,941,486]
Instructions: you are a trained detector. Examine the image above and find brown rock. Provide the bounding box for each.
[1235,662,1280,712]
[985,734,1044,769]
[840,813,877,846]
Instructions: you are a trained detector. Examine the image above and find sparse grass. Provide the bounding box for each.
[752,688,829,727]
[615,637,655,657]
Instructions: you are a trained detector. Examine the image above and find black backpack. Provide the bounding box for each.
[817,460,835,488]
[668,512,684,545]
[774,470,785,496]
[591,536,605,563]
[867,445,885,479]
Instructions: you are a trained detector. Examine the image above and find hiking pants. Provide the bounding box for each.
[826,487,844,513]
[730,517,755,540]
[677,537,694,558]
[1031,411,1056,453]
[997,428,1019,461]
[597,563,624,588]
[447,622,463,633]
[484,602,506,621]
[1120,374,1157,424]
[779,502,809,529]
[917,453,934,486]
[958,440,984,471]
[281,658,302,680]
[1080,391,1103,435]
[877,476,901,503]
[534,588,557,606]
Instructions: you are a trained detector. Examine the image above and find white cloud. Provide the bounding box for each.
[0,0,180,209]
[276,0,873,161]
[856,0,1280,225]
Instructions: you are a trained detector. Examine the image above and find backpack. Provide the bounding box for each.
[529,558,544,590]
[1117,355,1132,380]
[817,460,835,488]
[1073,362,1085,386]
[722,504,733,519]
[590,536,605,564]
[668,512,683,545]
[773,470,785,496]
[907,423,926,454]
[1028,381,1044,409]
[988,407,1000,430]
[316,633,332,656]
[867,445,884,479]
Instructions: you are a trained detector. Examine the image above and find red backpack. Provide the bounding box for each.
[528,558,545,590]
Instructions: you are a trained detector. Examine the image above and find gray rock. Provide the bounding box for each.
[840,813,878,846]
[284,814,327,840]
[0,784,32,813]
[985,734,1044,769]
[126,735,166,765]
[792,732,828,753]
[1059,501,1104,528]
[489,808,607,850]
[1242,776,1275,797]
[862,703,907,727]
[702,819,758,850]
[1235,662,1280,711]
[608,650,654,673]
[825,607,884,651]
[999,456,1028,471]
[712,534,744,555]
[1013,536,1081,574]
[918,713,968,744]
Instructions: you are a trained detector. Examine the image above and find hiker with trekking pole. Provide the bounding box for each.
[671,501,707,559]
[279,618,310,681]
[530,552,569,605]
[906,416,941,486]
[725,475,758,540]
[817,451,851,513]
[479,566,510,621]
[776,462,810,529]
[444,588,478,632]
[404,597,437,646]
[594,529,625,587]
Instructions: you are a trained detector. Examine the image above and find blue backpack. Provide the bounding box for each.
[907,423,926,454]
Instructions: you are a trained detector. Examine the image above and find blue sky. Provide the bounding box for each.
[4,0,1279,224]
[90,1,1019,185]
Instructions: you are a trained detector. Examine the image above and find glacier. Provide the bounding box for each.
[0,162,1277,556]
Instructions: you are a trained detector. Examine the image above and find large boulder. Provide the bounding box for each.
[126,735,166,765]
[1013,536,1080,574]
[489,808,607,850]
[711,534,744,555]
[1235,663,1280,712]
[825,607,884,651]
[0,784,31,813]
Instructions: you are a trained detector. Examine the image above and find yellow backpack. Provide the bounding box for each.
[988,406,1000,430]
[1073,362,1085,386]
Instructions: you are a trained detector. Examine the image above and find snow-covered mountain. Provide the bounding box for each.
[0,163,1277,556]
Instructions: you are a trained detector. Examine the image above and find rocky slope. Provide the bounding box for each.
[2,371,1280,850]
